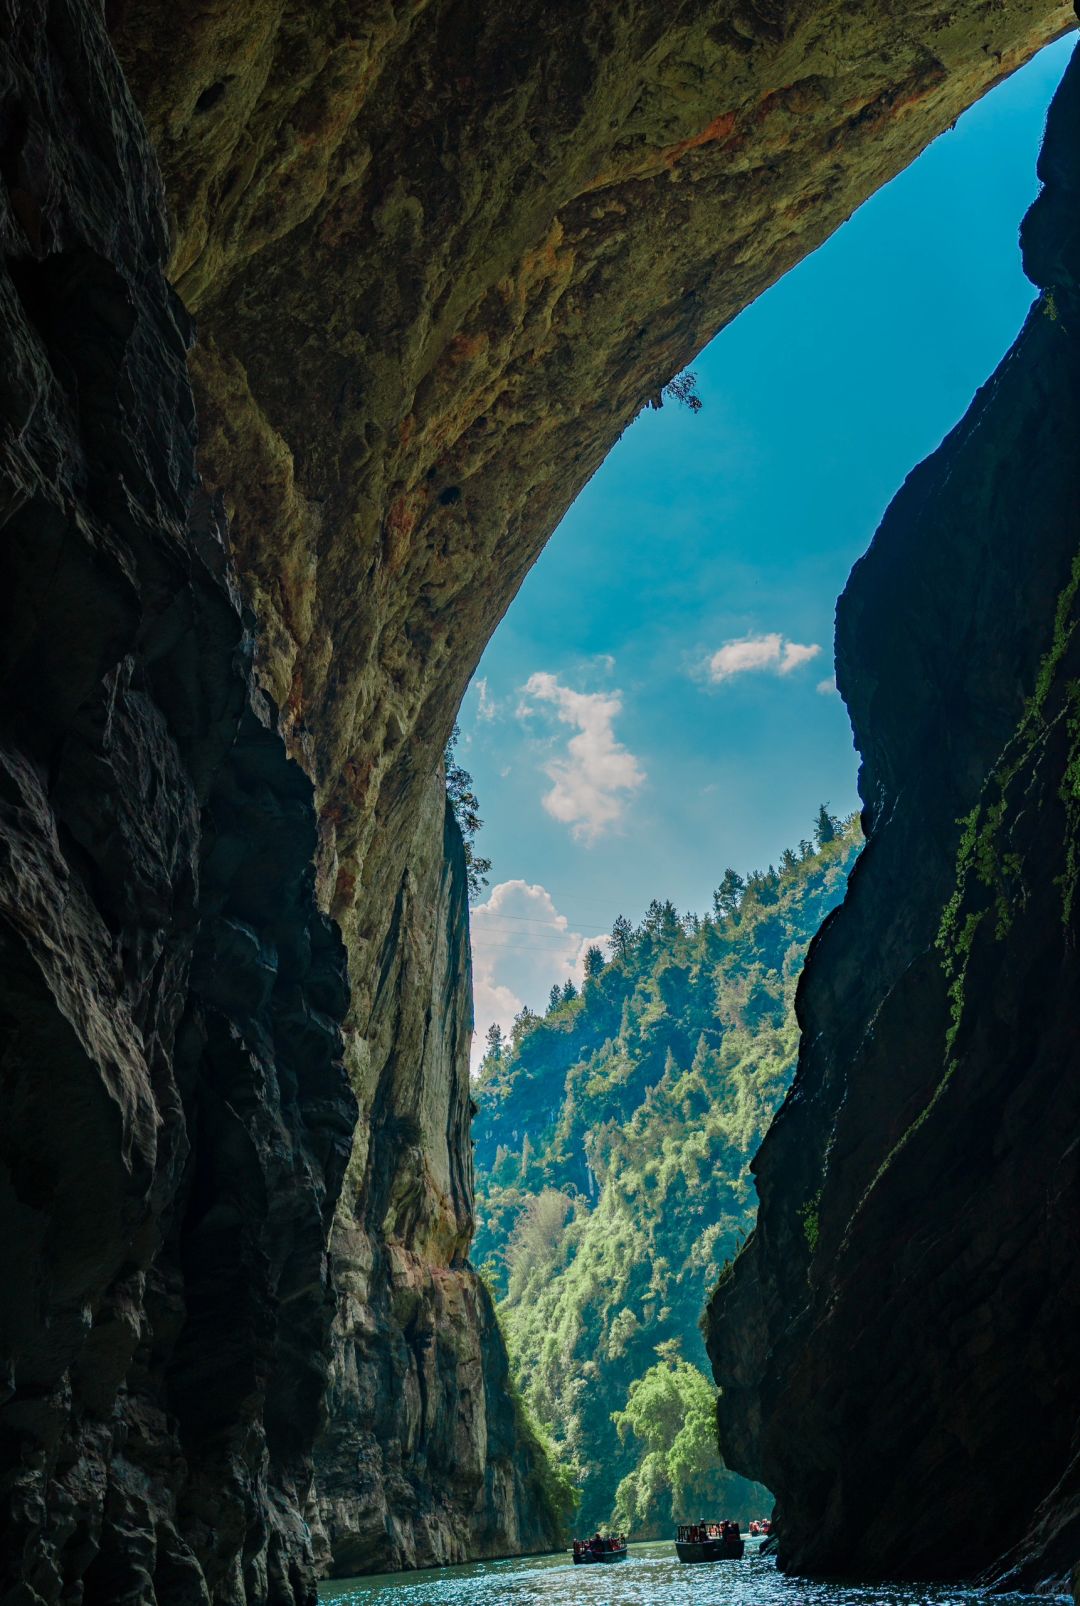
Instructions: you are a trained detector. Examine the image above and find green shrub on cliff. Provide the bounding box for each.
[444,722,491,899]
[472,812,862,1534]
[507,1364,581,1538]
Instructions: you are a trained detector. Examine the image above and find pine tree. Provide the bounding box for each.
[548,983,563,1013]
[512,1005,538,1046]
[484,1022,505,1062]
[561,979,578,1005]
[443,723,492,899]
[584,945,606,979]
[814,802,840,849]
[712,869,745,920]
[611,915,634,958]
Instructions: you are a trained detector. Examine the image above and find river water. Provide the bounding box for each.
[319,1540,1064,1606]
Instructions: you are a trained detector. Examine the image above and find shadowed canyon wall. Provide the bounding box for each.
[0,4,356,1599]
[2,0,1078,1599]
[310,782,564,1574]
[708,43,1080,1594]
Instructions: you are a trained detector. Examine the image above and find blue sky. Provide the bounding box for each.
[461,34,1075,1060]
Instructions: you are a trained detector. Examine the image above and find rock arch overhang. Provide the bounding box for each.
[107,7,1078,1572]
[110,0,1072,973]
[1,1,1076,1598]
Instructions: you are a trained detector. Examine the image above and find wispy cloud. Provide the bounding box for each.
[704,632,822,685]
[474,675,498,721]
[517,671,645,844]
[816,677,839,696]
[469,879,609,1072]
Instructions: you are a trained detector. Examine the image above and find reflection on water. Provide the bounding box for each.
[319,1540,1066,1606]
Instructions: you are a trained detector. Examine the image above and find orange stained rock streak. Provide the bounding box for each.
[582,108,737,194]
[664,109,738,165]
[384,489,423,571]
[449,331,489,361]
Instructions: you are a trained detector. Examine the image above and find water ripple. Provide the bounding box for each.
[319,1541,1064,1606]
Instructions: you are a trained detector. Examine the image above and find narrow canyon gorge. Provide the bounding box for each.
[1,1,1078,1602]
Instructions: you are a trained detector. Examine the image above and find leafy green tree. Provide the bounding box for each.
[611,1348,753,1531]
[744,867,779,906]
[814,802,841,849]
[712,870,745,920]
[660,369,703,412]
[584,945,606,979]
[512,1005,538,1046]
[642,899,679,940]
[443,723,492,899]
[505,1189,576,1303]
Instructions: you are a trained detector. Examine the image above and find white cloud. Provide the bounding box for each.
[474,675,498,722]
[817,677,839,696]
[517,671,645,844]
[469,879,610,1073]
[705,632,822,685]
[779,640,822,674]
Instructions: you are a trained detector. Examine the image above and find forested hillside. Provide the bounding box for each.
[472,811,862,1536]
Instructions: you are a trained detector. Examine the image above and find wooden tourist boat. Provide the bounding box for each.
[572,1536,629,1564]
[675,1521,745,1563]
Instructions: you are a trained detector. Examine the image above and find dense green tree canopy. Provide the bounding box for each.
[472,812,862,1534]
[611,1344,724,1532]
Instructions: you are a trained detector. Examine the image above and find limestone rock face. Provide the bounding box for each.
[311,784,562,1574]
[107,0,1072,978]
[707,44,1080,1590]
[0,5,354,1601]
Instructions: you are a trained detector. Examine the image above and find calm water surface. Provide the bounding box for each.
[319,1541,1064,1606]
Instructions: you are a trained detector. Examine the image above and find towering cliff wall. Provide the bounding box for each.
[0,5,560,1597]
[3,0,1078,1600]
[312,782,565,1574]
[707,43,1080,1593]
[0,4,355,1600]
